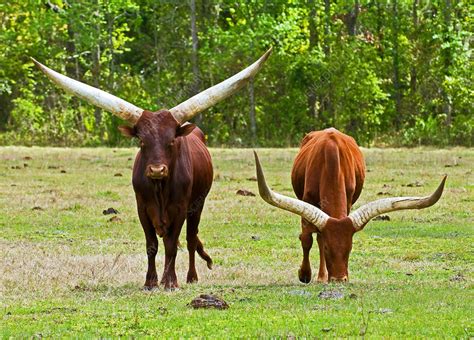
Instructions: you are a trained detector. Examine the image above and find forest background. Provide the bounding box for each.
[0,0,472,147]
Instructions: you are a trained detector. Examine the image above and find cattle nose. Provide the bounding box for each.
[329,275,348,283]
[146,164,168,179]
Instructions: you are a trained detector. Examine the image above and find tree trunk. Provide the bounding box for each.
[92,43,101,125]
[410,0,418,94]
[347,0,360,36]
[308,0,318,49]
[322,0,333,126]
[190,0,202,125]
[392,0,402,127]
[107,14,115,91]
[92,0,102,126]
[152,2,161,99]
[307,0,318,121]
[248,78,257,144]
[324,0,330,55]
[442,0,453,125]
[376,0,384,59]
[66,24,76,78]
[66,18,84,132]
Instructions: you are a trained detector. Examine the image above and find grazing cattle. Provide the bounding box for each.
[33,48,271,289]
[254,128,446,283]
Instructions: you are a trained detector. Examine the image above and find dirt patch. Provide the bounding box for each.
[373,215,390,221]
[189,294,229,310]
[236,189,256,197]
[404,181,424,187]
[450,273,465,282]
[377,191,391,196]
[108,216,122,223]
[318,289,344,300]
[103,207,119,215]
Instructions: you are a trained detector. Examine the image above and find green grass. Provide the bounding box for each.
[1,146,473,337]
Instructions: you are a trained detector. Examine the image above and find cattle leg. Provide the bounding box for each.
[137,204,159,290]
[316,234,328,283]
[161,235,179,290]
[186,209,213,283]
[298,220,313,283]
[186,216,198,283]
[161,216,185,290]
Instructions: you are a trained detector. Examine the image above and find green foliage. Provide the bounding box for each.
[402,113,474,146]
[0,0,472,146]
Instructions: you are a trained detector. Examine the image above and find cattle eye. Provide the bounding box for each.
[168,140,175,148]
[139,140,145,148]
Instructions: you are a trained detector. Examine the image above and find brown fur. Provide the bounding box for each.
[121,110,213,290]
[291,128,365,282]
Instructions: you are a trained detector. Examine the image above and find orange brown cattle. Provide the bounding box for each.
[254,128,446,283]
[33,48,271,289]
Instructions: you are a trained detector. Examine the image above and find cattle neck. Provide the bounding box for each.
[133,110,189,226]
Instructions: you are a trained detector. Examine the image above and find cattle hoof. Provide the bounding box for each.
[298,269,312,284]
[162,278,179,291]
[316,277,329,284]
[187,273,198,283]
[143,285,159,291]
[206,260,213,270]
[144,278,158,290]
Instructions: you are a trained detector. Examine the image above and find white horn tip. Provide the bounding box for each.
[253,151,271,201]
[431,175,447,204]
[30,57,41,67]
[261,47,273,62]
[30,57,49,74]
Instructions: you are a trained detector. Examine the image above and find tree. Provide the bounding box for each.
[0,0,472,147]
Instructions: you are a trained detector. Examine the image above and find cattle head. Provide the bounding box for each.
[317,217,354,281]
[254,151,446,282]
[31,47,272,144]
[118,110,196,180]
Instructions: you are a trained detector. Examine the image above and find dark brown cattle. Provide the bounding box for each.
[33,48,272,289]
[119,110,213,289]
[254,128,446,283]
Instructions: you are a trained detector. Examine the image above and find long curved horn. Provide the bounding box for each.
[31,58,143,124]
[349,176,447,231]
[254,151,329,230]
[170,47,273,123]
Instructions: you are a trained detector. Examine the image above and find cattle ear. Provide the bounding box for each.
[118,125,136,138]
[176,123,196,137]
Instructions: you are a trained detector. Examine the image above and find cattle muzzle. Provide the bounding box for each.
[146,164,169,179]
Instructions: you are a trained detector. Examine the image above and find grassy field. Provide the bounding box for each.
[1,146,473,338]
